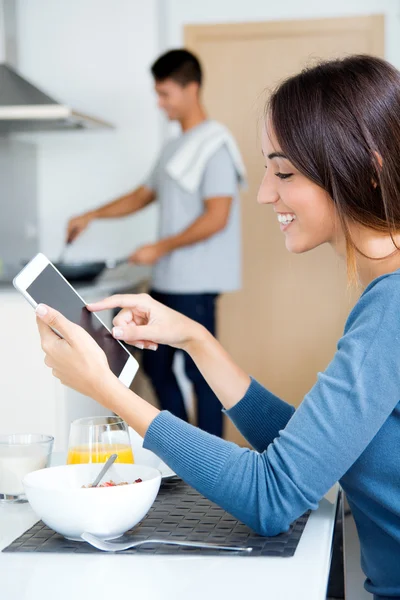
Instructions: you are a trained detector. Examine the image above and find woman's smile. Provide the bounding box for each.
[276,212,297,231]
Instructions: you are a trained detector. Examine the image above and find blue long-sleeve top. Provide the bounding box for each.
[144,270,400,599]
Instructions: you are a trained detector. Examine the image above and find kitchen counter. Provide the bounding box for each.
[0,263,151,299]
[0,483,339,600]
[77,263,151,298]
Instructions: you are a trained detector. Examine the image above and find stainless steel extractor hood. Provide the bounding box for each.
[0,0,113,133]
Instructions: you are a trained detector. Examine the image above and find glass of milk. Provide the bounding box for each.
[0,434,54,502]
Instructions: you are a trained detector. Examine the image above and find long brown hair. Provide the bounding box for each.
[268,55,400,279]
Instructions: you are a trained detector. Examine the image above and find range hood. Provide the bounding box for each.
[0,0,113,133]
[0,64,113,133]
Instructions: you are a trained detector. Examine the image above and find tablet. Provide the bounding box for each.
[13,253,138,387]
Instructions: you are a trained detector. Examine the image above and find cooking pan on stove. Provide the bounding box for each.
[53,258,128,283]
[22,258,128,284]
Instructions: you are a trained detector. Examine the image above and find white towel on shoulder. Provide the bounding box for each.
[165,120,247,193]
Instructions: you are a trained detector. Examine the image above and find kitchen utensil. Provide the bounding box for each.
[58,241,70,264]
[23,463,162,540]
[91,453,118,487]
[81,531,253,553]
[67,416,134,465]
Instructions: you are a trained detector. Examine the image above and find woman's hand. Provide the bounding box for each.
[36,304,118,404]
[87,293,204,351]
[88,294,251,411]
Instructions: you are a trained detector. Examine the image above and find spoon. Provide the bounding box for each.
[90,454,118,488]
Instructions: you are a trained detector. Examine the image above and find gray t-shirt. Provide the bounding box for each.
[145,123,242,294]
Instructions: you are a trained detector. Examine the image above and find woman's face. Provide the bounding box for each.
[258,123,342,254]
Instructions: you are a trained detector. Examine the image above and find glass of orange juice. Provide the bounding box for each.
[67,416,134,465]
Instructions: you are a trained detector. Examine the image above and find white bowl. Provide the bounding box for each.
[23,463,161,541]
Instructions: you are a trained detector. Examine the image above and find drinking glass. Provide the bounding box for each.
[67,416,134,465]
[0,433,54,502]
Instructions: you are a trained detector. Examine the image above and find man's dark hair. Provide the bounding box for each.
[151,49,202,86]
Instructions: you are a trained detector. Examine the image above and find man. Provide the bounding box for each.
[67,49,243,437]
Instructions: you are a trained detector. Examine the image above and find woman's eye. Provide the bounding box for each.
[275,172,293,180]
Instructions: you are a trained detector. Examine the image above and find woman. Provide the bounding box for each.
[36,55,400,599]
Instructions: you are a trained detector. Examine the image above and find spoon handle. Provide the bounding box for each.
[91,454,118,487]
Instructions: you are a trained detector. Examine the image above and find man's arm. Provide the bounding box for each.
[162,195,232,252]
[131,196,232,265]
[67,185,156,243]
[90,186,156,219]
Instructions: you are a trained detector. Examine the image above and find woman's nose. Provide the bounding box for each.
[257,176,279,205]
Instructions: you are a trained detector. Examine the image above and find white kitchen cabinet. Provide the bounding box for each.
[0,289,66,448]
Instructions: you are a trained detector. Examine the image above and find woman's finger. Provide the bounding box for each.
[132,340,158,351]
[36,314,60,349]
[112,308,135,327]
[88,293,153,313]
[44,355,54,368]
[36,305,78,345]
[112,322,159,345]
[113,308,148,328]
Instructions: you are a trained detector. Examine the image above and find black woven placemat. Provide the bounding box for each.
[3,477,310,557]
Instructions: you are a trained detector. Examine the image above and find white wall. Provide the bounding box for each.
[15,0,162,261]
[164,0,400,68]
[10,0,400,263]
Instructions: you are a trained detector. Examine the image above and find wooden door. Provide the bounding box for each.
[185,16,384,444]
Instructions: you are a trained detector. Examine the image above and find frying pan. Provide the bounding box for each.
[21,258,128,284]
[52,258,127,283]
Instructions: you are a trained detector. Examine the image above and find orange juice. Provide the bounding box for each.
[67,444,134,465]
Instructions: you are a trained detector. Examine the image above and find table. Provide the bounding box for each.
[0,484,339,600]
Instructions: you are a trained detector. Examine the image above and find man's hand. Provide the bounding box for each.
[66,212,94,243]
[129,242,168,266]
